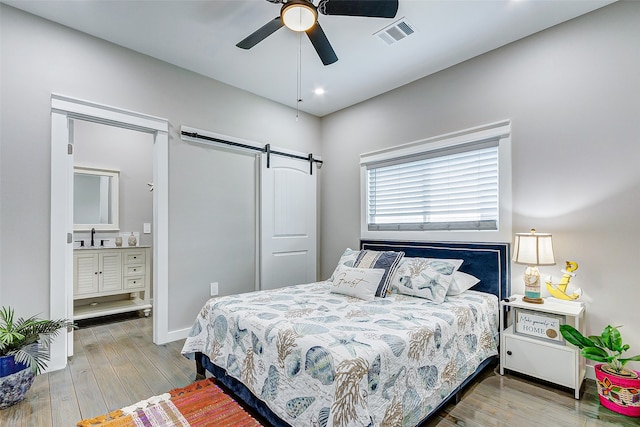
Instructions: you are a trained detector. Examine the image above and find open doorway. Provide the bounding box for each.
[72,120,154,320]
[50,94,169,372]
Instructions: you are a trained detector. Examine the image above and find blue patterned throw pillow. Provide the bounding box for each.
[391,257,464,303]
[353,250,404,297]
[329,248,362,282]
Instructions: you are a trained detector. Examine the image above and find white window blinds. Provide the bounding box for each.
[367,139,499,231]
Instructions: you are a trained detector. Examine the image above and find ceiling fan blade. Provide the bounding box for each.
[306,22,338,66]
[318,0,398,18]
[236,17,284,49]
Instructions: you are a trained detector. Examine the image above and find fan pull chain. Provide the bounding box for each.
[296,30,302,121]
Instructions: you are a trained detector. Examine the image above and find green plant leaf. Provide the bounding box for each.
[1,305,76,371]
[581,348,609,363]
[608,326,623,352]
[620,355,640,363]
[582,346,608,358]
[589,336,605,348]
[601,325,613,350]
[560,325,595,349]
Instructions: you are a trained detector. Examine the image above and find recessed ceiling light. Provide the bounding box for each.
[314,88,325,95]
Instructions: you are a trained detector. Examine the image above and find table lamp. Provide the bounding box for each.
[512,229,556,304]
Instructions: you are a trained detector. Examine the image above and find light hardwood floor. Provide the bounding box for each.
[0,314,636,426]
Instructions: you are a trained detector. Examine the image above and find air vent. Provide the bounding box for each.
[374,17,416,45]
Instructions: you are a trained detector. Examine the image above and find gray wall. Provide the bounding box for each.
[2,1,639,371]
[73,120,154,247]
[0,4,321,331]
[320,1,640,370]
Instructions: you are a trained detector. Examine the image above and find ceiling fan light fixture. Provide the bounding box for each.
[282,1,317,32]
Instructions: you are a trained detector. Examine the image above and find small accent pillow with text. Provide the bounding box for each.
[392,257,464,303]
[353,250,405,297]
[330,265,385,301]
[329,248,362,282]
[447,271,481,295]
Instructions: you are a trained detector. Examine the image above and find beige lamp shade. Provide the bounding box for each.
[512,229,556,266]
[512,229,555,304]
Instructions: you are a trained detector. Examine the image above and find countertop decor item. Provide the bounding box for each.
[546,260,582,300]
[127,232,137,247]
[0,306,75,408]
[560,324,640,416]
[512,229,556,303]
[115,236,122,247]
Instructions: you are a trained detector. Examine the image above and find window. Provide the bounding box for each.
[361,121,511,237]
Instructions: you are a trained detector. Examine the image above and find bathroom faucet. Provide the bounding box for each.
[91,228,96,247]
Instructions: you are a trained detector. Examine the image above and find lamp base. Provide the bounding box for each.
[523,296,544,304]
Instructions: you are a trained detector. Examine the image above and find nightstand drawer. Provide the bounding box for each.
[503,334,576,388]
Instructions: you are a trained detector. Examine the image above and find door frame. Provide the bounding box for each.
[50,94,170,371]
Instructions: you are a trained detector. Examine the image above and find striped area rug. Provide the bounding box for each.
[77,378,262,427]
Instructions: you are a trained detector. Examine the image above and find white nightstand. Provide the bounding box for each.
[499,295,586,399]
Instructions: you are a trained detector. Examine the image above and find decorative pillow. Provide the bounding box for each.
[330,265,385,301]
[447,271,481,295]
[392,257,464,303]
[353,250,404,297]
[329,248,362,282]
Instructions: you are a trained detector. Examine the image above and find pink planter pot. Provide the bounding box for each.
[595,364,640,417]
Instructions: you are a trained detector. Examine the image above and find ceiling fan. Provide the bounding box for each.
[236,0,399,66]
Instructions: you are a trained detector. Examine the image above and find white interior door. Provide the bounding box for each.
[260,154,317,290]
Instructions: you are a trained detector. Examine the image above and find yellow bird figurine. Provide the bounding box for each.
[546,261,581,300]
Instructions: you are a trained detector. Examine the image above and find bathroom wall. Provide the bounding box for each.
[73,119,154,248]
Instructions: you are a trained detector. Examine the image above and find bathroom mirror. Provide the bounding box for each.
[74,166,120,231]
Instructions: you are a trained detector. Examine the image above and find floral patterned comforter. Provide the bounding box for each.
[181,282,499,427]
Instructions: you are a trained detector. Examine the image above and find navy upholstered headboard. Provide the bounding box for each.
[360,240,510,300]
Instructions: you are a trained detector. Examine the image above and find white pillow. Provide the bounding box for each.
[330,265,385,301]
[328,248,361,282]
[447,271,481,295]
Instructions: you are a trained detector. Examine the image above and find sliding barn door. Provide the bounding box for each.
[260,154,317,290]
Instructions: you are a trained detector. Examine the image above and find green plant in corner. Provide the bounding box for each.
[560,324,640,377]
[0,306,76,374]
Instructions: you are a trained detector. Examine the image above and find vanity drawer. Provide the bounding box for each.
[124,276,145,290]
[124,251,145,265]
[124,265,145,276]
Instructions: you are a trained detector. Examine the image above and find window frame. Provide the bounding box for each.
[360,120,512,243]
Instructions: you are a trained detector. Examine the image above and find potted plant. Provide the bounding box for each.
[0,306,75,409]
[560,324,640,417]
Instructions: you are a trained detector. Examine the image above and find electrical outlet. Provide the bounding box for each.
[210,282,219,296]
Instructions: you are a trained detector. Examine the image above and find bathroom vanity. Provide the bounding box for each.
[73,246,151,320]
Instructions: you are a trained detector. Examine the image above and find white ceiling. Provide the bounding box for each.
[4,0,615,117]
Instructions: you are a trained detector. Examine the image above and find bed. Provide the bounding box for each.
[182,240,510,426]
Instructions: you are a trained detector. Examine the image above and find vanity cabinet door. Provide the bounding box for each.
[99,252,123,292]
[74,253,99,295]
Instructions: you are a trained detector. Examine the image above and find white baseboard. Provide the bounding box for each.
[165,326,191,343]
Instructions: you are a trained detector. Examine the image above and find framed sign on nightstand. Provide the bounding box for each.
[514,308,565,344]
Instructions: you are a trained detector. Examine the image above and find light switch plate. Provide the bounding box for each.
[143,223,151,234]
